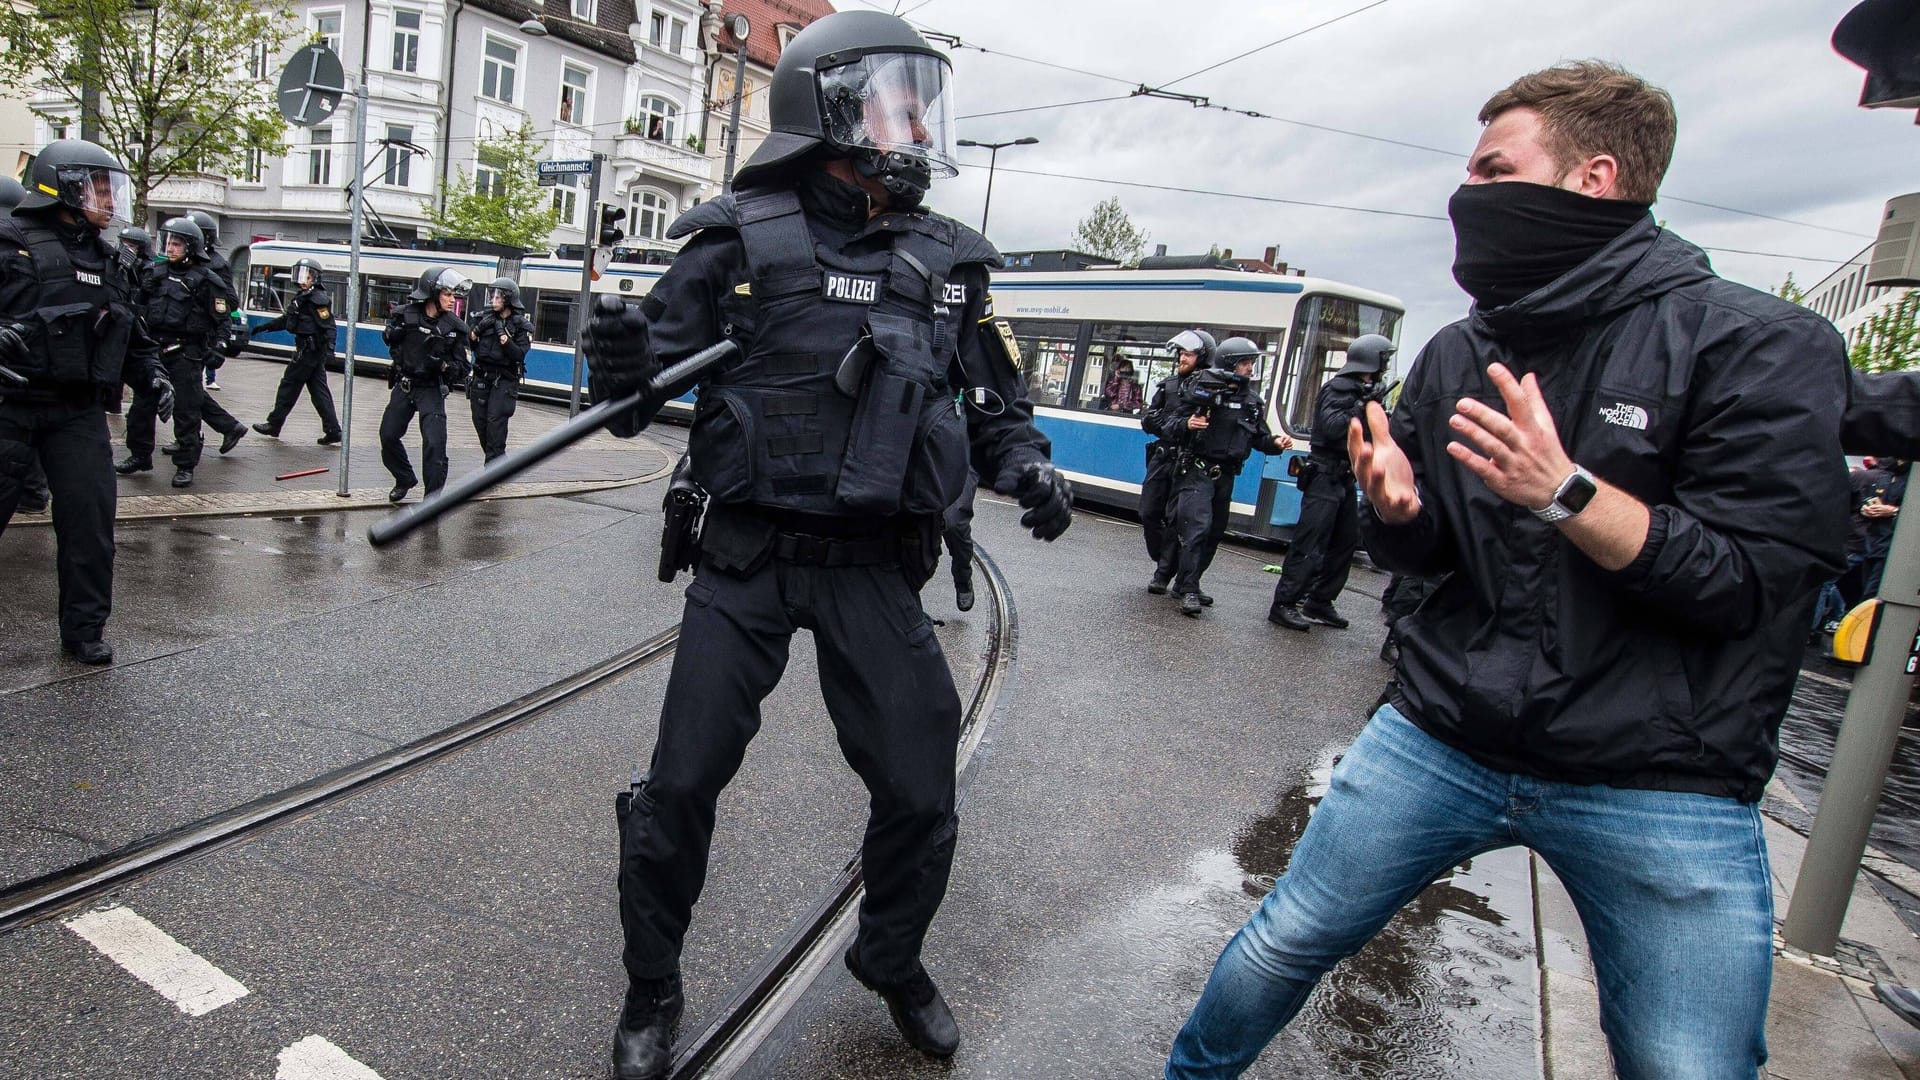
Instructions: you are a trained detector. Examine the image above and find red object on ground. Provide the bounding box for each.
[274,467,330,481]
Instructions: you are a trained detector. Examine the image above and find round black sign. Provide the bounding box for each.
[277,45,347,128]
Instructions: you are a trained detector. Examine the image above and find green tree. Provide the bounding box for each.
[1775,273,1807,305]
[0,0,295,223]
[1848,289,1920,374]
[1073,196,1150,265]
[428,125,561,251]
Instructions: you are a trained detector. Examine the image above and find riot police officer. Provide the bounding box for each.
[1267,333,1394,631]
[581,12,1072,1076]
[116,225,153,265]
[0,176,48,516]
[251,258,343,444]
[466,275,532,463]
[1160,336,1291,615]
[0,140,171,663]
[124,217,231,487]
[380,266,470,502]
[1143,329,1210,590]
[186,209,236,393]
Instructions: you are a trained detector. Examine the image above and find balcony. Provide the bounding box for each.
[614,132,712,189]
[149,174,228,211]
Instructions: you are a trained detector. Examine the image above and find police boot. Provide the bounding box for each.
[612,973,683,1080]
[1180,593,1203,616]
[1268,604,1311,632]
[114,454,152,475]
[60,638,114,665]
[1147,571,1172,595]
[160,441,179,454]
[219,428,246,454]
[388,483,412,503]
[251,422,280,437]
[844,946,960,1058]
[1197,591,1214,607]
[171,468,194,488]
[318,432,342,445]
[1300,600,1349,629]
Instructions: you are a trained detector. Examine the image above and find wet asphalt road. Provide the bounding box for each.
[0,452,1544,1078]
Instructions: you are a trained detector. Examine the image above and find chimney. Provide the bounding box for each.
[1263,245,1277,266]
[1221,248,1233,260]
[1275,262,1288,274]
[1153,243,1167,256]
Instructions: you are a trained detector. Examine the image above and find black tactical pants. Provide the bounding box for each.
[618,555,962,987]
[379,382,449,493]
[265,345,341,438]
[0,398,116,642]
[1270,469,1359,612]
[941,473,977,593]
[161,354,207,469]
[466,372,518,463]
[1139,446,1175,560]
[1163,460,1234,597]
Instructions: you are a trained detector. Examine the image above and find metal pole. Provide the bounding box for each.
[721,44,748,192]
[569,152,603,419]
[336,80,369,498]
[980,146,999,234]
[1783,502,1920,954]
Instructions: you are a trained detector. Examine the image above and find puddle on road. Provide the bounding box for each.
[1777,663,1920,869]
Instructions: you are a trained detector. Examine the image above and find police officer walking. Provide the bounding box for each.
[580,12,1072,1077]
[1160,336,1291,615]
[1143,329,1209,590]
[251,258,343,444]
[1267,333,1394,631]
[466,275,532,463]
[380,266,470,502]
[121,217,236,488]
[0,140,171,663]
[187,210,235,393]
[0,175,49,517]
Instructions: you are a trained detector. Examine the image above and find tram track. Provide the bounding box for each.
[0,545,1016,1079]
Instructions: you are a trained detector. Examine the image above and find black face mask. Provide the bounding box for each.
[1449,181,1650,310]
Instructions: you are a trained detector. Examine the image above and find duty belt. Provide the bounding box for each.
[771,531,895,567]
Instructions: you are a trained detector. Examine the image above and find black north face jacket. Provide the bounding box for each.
[1363,217,1849,802]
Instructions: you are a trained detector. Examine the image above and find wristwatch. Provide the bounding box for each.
[1531,465,1597,523]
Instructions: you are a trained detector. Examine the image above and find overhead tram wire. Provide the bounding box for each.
[1154,0,1399,91]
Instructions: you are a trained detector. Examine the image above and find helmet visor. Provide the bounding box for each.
[62,165,132,227]
[488,286,514,307]
[1167,330,1208,355]
[432,268,471,296]
[818,52,958,178]
[294,263,320,288]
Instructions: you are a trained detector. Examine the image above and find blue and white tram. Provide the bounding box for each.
[993,264,1402,539]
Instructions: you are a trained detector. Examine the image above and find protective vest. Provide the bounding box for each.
[1183,371,1259,463]
[472,310,532,376]
[0,218,134,389]
[290,289,335,341]
[140,262,222,345]
[681,188,973,518]
[387,305,466,382]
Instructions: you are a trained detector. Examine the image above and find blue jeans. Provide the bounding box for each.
[1167,704,1772,1080]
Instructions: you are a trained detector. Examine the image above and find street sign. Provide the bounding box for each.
[538,159,596,177]
[276,45,346,128]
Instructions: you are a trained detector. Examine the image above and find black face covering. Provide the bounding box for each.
[1449,181,1651,309]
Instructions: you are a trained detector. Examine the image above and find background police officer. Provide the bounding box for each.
[466,275,532,463]
[186,209,236,394]
[251,257,343,444]
[0,174,48,516]
[1267,333,1394,631]
[581,12,1071,1077]
[128,217,229,488]
[0,140,171,664]
[1161,336,1291,615]
[1143,329,1210,591]
[380,266,469,502]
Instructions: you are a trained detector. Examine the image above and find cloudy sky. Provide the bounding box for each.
[843,0,1913,355]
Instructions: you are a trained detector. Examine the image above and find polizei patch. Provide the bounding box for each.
[822,272,880,304]
[74,270,102,286]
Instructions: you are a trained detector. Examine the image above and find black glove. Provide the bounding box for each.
[581,295,657,404]
[151,374,175,423]
[0,322,26,368]
[993,460,1073,542]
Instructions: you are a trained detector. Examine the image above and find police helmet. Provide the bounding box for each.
[159,216,205,262]
[408,265,471,301]
[735,10,958,206]
[0,176,25,212]
[1337,334,1396,377]
[1166,329,1216,365]
[1213,336,1261,371]
[291,258,323,290]
[487,276,522,311]
[186,208,219,247]
[17,139,132,228]
[117,225,151,253]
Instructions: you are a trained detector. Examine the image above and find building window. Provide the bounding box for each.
[475,145,507,198]
[481,36,519,104]
[552,173,580,226]
[308,126,334,185]
[670,18,685,53]
[630,188,673,241]
[392,9,421,73]
[559,63,590,126]
[311,9,342,53]
[240,147,266,184]
[384,124,413,187]
[572,0,595,20]
[247,41,272,79]
[638,95,678,142]
[649,12,665,46]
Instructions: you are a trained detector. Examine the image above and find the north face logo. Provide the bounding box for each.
[1598,402,1649,430]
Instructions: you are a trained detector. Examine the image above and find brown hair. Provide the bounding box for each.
[1478,60,1676,203]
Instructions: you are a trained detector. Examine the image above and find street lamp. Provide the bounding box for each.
[720,13,751,191]
[956,136,1037,235]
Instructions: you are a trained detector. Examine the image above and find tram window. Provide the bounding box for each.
[249,266,288,312]
[1285,297,1401,435]
[1004,318,1077,407]
[362,275,414,322]
[1084,322,1187,415]
[535,292,576,343]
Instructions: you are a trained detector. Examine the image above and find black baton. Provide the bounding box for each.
[367,340,738,546]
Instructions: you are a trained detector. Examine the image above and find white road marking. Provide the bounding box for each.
[63,905,249,1016]
[276,1036,386,1080]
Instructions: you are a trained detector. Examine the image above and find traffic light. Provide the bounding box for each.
[597,204,627,249]
[1834,0,1920,110]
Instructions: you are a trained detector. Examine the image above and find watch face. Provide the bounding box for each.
[1559,472,1598,514]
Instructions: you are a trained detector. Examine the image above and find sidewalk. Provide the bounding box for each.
[11,355,675,524]
[1537,778,1920,1078]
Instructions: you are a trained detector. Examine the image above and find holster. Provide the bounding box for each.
[657,453,707,583]
[1295,456,1321,488]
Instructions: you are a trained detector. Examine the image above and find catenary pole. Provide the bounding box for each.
[337,79,369,497]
